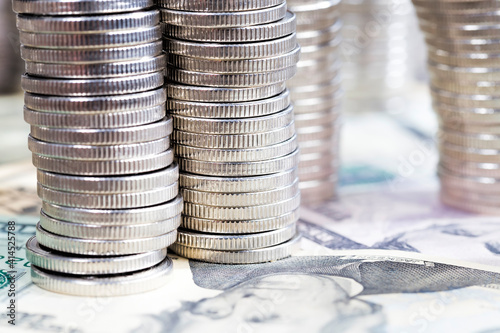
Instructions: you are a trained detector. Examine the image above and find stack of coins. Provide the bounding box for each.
[13,0,181,296]
[158,0,301,263]
[287,0,342,205]
[413,0,500,214]
[0,1,23,93]
[342,0,418,112]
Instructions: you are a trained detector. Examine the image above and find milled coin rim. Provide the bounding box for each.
[32,149,174,176]
[176,223,296,250]
[39,212,182,240]
[42,194,184,225]
[169,234,300,264]
[181,207,300,234]
[24,104,166,128]
[16,10,160,33]
[12,0,154,15]
[162,11,295,42]
[178,147,299,176]
[26,236,168,275]
[36,223,178,255]
[37,163,179,194]
[156,0,284,12]
[30,256,173,297]
[37,181,179,209]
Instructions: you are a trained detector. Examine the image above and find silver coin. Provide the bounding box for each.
[429,60,500,81]
[299,177,337,205]
[294,109,340,127]
[19,26,161,49]
[169,234,300,264]
[168,89,290,118]
[289,77,341,100]
[178,148,299,176]
[172,122,295,149]
[167,46,300,74]
[12,0,154,15]
[172,105,293,134]
[181,179,299,207]
[42,194,183,225]
[25,54,166,79]
[32,149,174,176]
[21,41,163,64]
[298,164,338,182]
[160,2,287,28]
[24,104,166,128]
[167,82,285,102]
[30,117,172,144]
[176,223,296,251]
[30,257,173,297]
[289,0,341,31]
[38,163,178,194]
[36,223,177,255]
[440,156,500,178]
[431,86,500,109]
[164,33,296,60]
[435,102,500,124]
[427,47,500,68]
[298,36,341,61]
[28,135,170,160]
[174,135,297,162]
[40,211,181,239]
[26,236,167,275]
[296,19,341,46]
[180,167,297,193]
[167,65,296,87]
[440,142,500,163]
[181,208,299,234]
[24,88,166,113]
[182,192,300,220]
[156,0,284,12]
[440,191,500,215]
[296,123,338,142]
[163,11,295,43]
[439,166,500,193]
[16,10,160,33]
[37,182,178,209]
[441,128,500,149]
[22,71,164,96]
[299,137,339,155]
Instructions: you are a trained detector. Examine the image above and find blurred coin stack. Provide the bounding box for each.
[0,0,23,93]
[413,0,500,214]
[287,0,342,205]
[158,0,301,263]
[13,0,181,295]
[342,0,418,112]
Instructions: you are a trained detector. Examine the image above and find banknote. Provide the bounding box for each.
[2,212,500,333]
[2,94,500,332]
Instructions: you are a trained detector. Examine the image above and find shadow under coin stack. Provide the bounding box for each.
[158,0,301,263]
[412,0,500,214]
[13,0,182,296]
[287,0,342,205]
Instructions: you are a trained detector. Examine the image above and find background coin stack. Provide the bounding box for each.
[158,0,301,263]
[412,0,500,214]
[0,0,23,93]
[342,0,420,113]
[13,0,181,295]
[287,0,342,205]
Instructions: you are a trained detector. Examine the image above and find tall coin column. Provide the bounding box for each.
[287,0,342,205]
[412,0,500,214]
[158,0,301,263]
[13,1,182,296]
